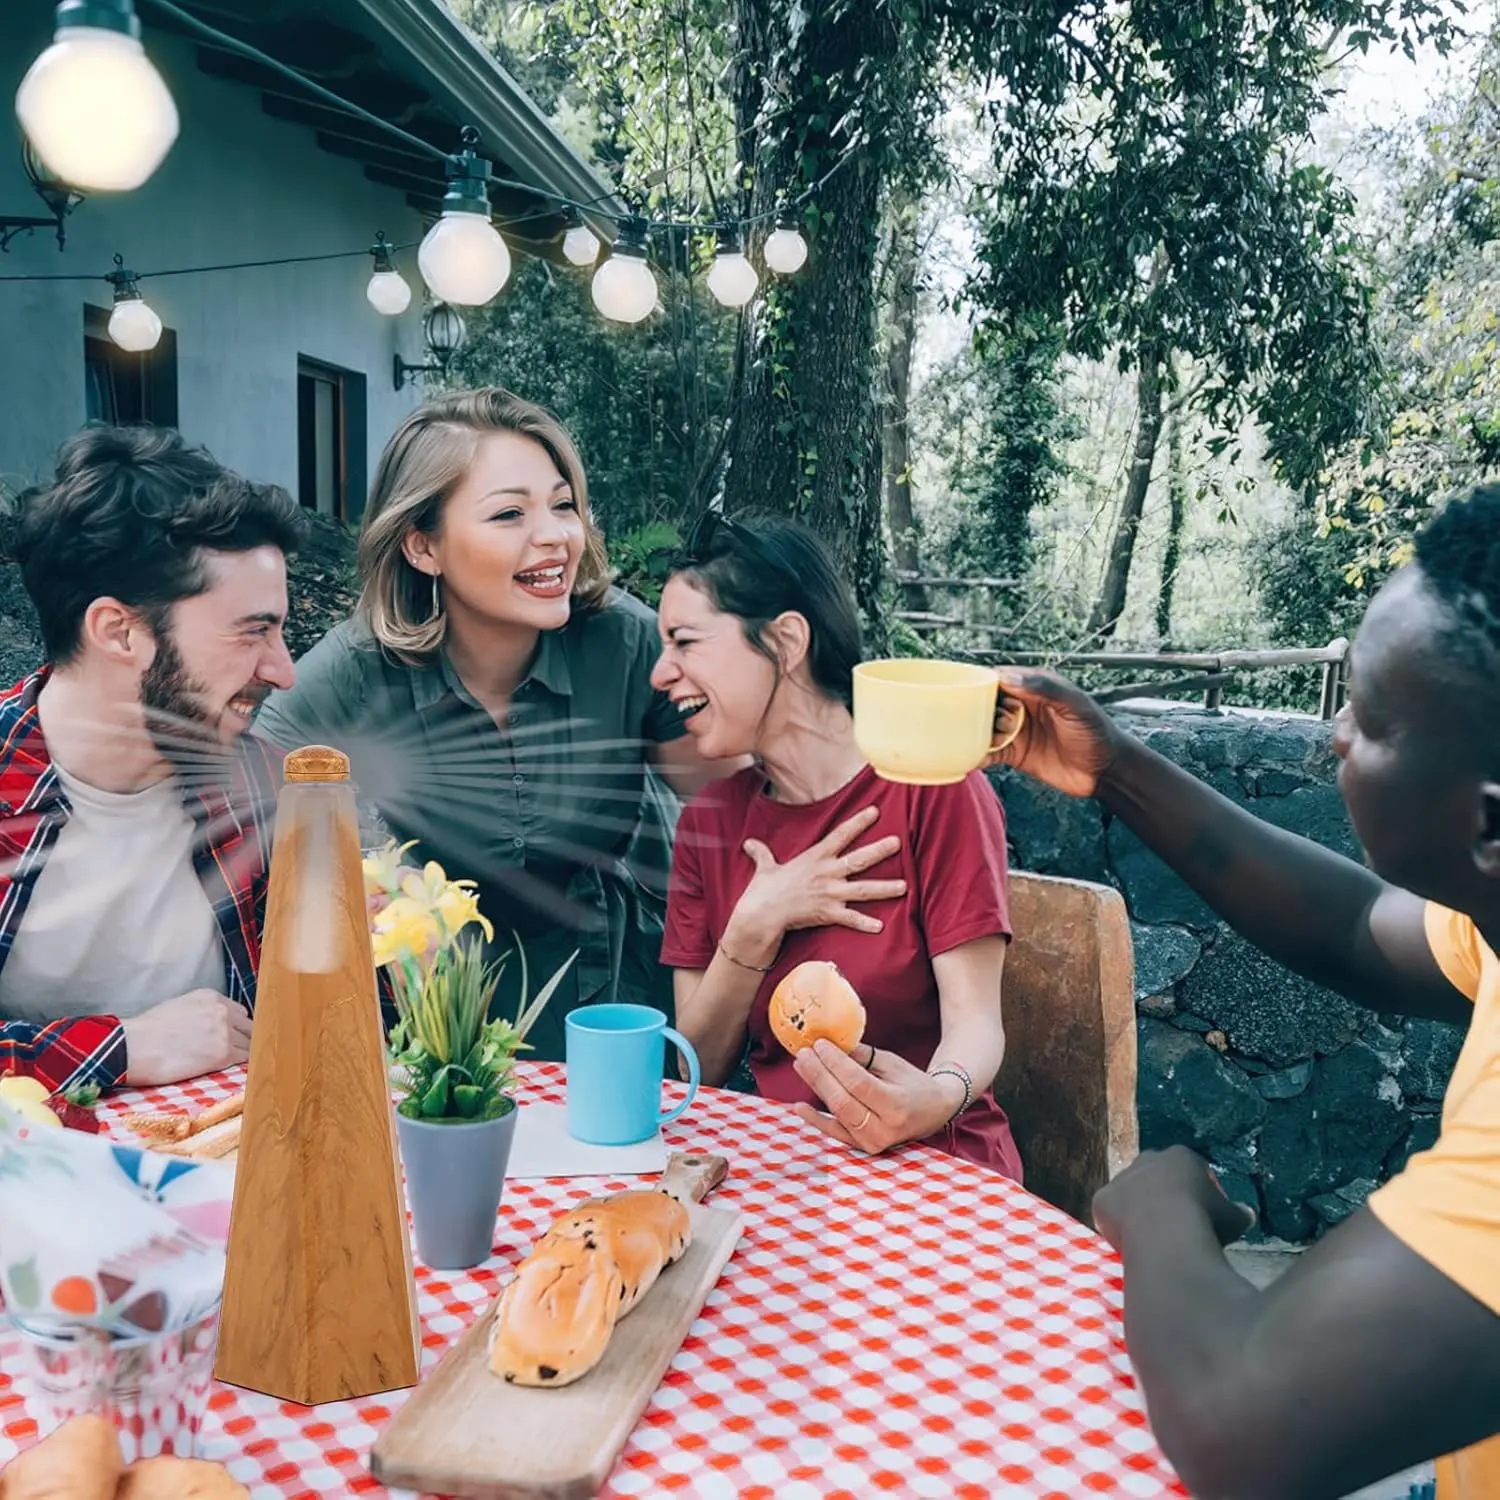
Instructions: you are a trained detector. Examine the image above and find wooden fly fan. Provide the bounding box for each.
[215,745,420,1404]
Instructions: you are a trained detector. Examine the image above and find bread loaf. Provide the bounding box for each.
[542,1190,690,1316]
[488,1187,695,1387]
[488,1235,624,1388]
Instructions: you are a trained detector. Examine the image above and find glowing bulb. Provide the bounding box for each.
[764,225,809,275]
[418,211,510,306]
[591,254,657,324]
[108,293,162,352]
[366,268,412,315]
[562,223,601,266]
[16,8,178,192]
[707,250,759,308]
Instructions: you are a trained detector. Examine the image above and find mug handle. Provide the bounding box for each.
[659,1027,700,1127]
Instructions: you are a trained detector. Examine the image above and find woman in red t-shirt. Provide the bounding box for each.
[653,512,1022,1179]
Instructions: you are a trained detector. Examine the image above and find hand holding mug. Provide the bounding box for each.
[984,668,1123,798]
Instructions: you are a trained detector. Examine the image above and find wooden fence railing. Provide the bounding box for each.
[894,573,1350,720]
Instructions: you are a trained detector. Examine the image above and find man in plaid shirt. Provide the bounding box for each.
[0,425,308,1094]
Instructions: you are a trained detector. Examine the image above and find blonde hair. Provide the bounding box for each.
[357,388,611,663]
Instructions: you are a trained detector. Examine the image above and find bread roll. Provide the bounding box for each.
[768,960,866,1055]
[114,1458,248,1499]
[487,1236,623,1388]
[0,1415,122,1500]
[542,1190,690,1317]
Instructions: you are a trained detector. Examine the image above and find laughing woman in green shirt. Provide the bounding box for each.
[253,388,729,1059]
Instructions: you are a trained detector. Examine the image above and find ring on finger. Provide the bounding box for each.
[851,1105,873,1131]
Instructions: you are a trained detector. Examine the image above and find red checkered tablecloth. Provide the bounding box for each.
[1,1064,1184,1498]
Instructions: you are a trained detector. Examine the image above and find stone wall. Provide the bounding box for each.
[990,709,1465,1243]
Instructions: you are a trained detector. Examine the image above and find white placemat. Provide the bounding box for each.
[504,1101,668,1179]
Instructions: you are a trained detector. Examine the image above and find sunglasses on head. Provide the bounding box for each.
[680,508,782,574]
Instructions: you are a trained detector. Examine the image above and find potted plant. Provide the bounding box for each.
[364,842,576,1270]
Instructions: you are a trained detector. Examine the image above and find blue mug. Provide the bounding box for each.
[565,1003,700,1146]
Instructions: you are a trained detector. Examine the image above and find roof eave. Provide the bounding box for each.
[346,0,625,230]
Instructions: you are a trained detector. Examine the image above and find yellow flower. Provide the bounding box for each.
[371,895,443,970]
[363,839,419,906]
[397,861,493,946]
[433,882,494,945]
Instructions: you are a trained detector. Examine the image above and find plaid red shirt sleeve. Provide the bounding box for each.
[0,1014,128,1093]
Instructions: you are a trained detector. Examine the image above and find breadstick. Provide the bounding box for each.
[123,1114,191,1143]
[187,1092,244,1137]
[156,1115,240,1160]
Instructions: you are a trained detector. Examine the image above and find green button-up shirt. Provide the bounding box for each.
[253,589,685,1060]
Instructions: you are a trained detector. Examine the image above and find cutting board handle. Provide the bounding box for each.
[659,1153,727,1205]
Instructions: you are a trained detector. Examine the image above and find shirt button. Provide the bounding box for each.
[512,835,525,849]
[512,774,525,787]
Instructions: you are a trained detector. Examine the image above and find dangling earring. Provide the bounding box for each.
[427,573,442,623]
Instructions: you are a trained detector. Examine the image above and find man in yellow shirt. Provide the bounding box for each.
[993,482,1500,1499]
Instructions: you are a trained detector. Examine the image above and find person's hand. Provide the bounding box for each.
[983,667,1123,798]
[1092,1144,1256,1253]
[788,1039,963,1154]
[724,807,906,962]
[122,990,252,1085]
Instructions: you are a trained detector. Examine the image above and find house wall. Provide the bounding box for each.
[0,6,429,507]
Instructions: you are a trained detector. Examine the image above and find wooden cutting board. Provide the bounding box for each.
[370,1152,743,1500]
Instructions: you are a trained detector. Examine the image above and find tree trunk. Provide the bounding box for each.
[1088,346,1167,641]
[1155,409,1186,644]
[881,195,926,614]
[723,0,898,641]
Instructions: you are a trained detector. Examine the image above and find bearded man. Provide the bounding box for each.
[0,425,306,1092]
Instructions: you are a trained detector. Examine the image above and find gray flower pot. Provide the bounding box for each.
[395,1102,518,1271]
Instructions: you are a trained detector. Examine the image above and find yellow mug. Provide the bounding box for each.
[853,659,1023,785]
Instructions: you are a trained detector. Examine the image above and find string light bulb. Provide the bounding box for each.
[16,0,178,193]
[365,232,411,315]
[706,225,759,307]
[591,219,657,324]
[105,255,161,351]
[562,212,601,267]
[418,128,510,306]
[764,211,809,275]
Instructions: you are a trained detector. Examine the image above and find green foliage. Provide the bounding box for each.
[388,939,577,1124]
[608,521,683,605]
[921,320,1078,593]
[960,0,1454,492]
[1300,24,1500,600]
[442,257,733,543]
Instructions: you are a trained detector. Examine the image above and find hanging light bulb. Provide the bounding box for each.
[16,0,179,193]
[562,211,601,267]
[417,127,510,306]
[591,219,657,324]
[706,224,759,308]
[105,255,161,351]
[366,231,411,315]
[764,210,809,275]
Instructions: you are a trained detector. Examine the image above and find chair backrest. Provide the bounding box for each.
[995,871,1139,1225]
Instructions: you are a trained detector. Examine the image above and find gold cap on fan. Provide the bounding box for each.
[283,745,351,782]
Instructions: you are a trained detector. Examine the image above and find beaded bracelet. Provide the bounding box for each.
[927,1062,975,1121]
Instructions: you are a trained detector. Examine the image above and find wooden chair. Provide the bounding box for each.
[995,871,1139,1225]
